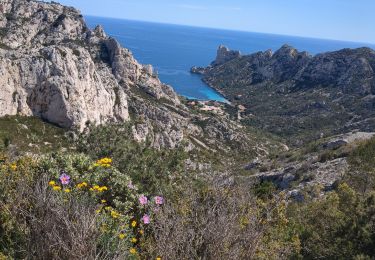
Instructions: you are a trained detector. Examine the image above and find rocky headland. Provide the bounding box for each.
[192,44,375,144]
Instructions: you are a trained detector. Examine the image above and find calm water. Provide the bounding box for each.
[86,16,375,102]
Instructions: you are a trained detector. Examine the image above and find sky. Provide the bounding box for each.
[56,0,375,44]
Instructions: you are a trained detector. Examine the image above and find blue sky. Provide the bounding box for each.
[56,0,375,44]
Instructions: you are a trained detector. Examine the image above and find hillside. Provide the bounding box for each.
[193,45,375,145]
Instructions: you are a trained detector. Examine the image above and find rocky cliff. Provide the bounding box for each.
[193,45,375,144]
[0,0,131,130]
[211,45,241,66]
[0,0,281,157]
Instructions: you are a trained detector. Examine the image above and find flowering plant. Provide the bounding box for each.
[41,153,165,258]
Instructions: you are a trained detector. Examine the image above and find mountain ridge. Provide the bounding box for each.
[192,44,375,144]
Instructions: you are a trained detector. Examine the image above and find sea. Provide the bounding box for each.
[85,16,375,102]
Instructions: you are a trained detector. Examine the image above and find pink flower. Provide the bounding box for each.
[139,195,148,205]
[142,214,150,224]
[59,173,70,185]
[154,196,164,205]
[127,181,135,189]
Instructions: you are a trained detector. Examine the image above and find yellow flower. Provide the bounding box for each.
[10,163,17,171]
[139,230,144,235]
[64,188,71,193]
[129,248,137,255]
[95,158,113,167]
[131,237,137,243]
[156,257,162,260]
[101,200,107,204]
[48,181,56,186]
[101,158,112,164]
[52,186,62,191]
[118,233,126,240]
[95,209,101,214]
[77,182,88,189]
[131,220,137,227]
[94,186,108,192]
[105,206,112,211]
[110,210,120,219]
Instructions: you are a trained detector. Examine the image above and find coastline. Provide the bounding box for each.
[190,69,232,105]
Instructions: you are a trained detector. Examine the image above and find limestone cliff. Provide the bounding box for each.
[0,0,130,130]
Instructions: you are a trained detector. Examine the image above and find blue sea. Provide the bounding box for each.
[86,16,375,102]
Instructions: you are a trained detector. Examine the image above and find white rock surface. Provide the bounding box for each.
[0,0,130,130]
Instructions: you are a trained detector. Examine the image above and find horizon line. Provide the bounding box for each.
[84,14,375,47]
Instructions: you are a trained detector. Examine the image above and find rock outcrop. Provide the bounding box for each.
[238,130,375,195]
[0,0,130,130]
[211,45,241,66]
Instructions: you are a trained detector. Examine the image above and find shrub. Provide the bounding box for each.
[77,123,187,195]
[254,181,277,200]
[288,183,375,259]
[347,137,375,193]
[318,150,335,163]
[142,181,300,259]
[0,153,157,259]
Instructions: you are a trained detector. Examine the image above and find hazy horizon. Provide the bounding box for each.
[85,14,375,48]
[56,0,375,44]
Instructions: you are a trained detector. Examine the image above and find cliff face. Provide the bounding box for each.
[194,45,375,144]
[0,0,131,129]
[0,0,281,156]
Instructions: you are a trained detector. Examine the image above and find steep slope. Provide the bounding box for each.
[193,45,375,145]
[0,0,284,159]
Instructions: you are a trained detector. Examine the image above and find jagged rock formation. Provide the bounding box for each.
[0,0,282,156]
[193,45,375,144]
[191,45,241,74]
[211,45,241,66]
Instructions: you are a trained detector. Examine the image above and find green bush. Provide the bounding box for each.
[288,183,375,259]
[0,153,155,259]
[347,137,375,193]
[77,123,187,195]
[254,181,277,200]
